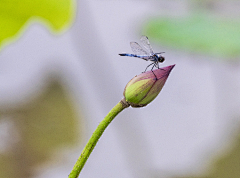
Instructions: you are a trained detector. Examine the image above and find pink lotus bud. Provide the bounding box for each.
[123,65,175,107]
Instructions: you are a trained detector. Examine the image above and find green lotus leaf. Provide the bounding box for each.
[0,0,75,49]
[144,14,240,60]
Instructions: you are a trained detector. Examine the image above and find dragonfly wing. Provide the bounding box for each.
[130,42,149,55]
[140,36,154,54]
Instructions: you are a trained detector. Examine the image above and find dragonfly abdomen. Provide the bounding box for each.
[119,53,138,57]
[119,53,149,60]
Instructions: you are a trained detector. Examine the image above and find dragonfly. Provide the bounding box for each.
[119,36,165,78]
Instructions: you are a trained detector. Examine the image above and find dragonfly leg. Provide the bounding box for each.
[151,70,157,80]
[143,62,154,73]
[151,63,155,70]
[151,64,158,80]
[156,62,166,71]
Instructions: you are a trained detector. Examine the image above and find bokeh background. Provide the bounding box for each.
[1,0,240,177]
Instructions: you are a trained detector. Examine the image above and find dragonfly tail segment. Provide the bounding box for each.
[119,54,148,61]
[119,53,138,57]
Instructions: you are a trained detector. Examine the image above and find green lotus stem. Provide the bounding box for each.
[68,99,130,178]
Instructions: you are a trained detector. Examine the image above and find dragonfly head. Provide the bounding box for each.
[157,54,165,63]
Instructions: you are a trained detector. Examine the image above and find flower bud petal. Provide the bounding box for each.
[124,65,175,107]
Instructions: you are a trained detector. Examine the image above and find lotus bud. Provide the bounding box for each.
[123,65,175,107]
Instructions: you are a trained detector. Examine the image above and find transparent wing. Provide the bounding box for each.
[140,36,154,54]
[130,42,149,55]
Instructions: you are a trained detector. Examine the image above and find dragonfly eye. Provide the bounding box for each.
[158,56,165,63]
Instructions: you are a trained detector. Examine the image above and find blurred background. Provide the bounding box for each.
[1,0,240,177]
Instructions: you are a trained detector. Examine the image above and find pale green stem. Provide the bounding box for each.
[68,98,130,178]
